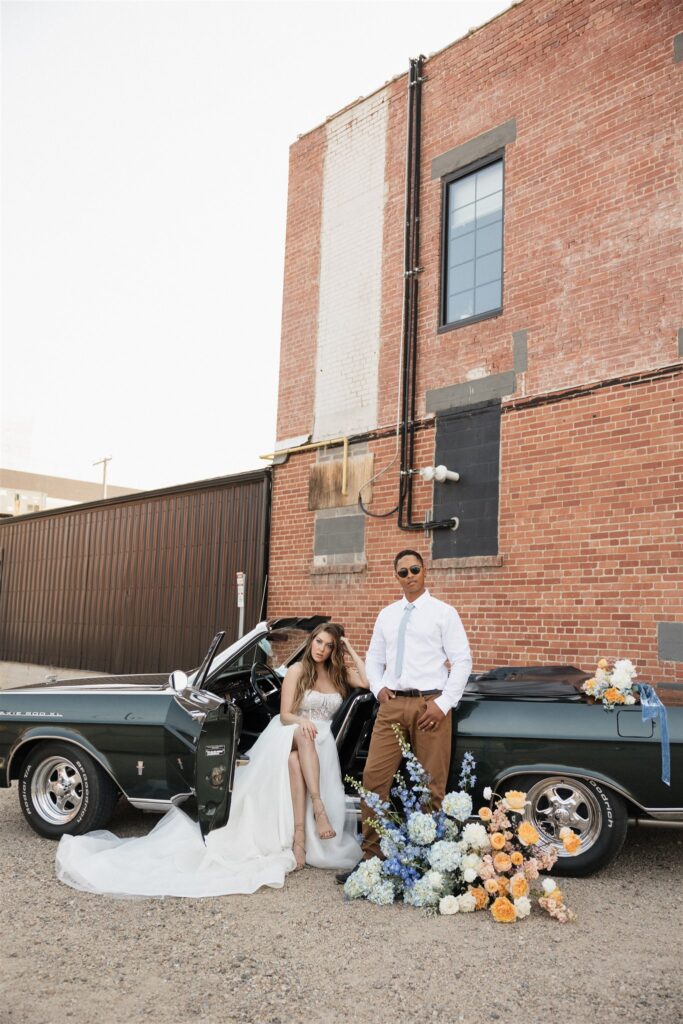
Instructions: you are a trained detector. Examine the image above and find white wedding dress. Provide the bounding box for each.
[55,690,362,897]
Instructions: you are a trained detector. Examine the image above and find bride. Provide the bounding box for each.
[55,623,367,897]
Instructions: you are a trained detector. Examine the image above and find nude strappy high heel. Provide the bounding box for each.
[311,795,336,840]
[292,824,306,870]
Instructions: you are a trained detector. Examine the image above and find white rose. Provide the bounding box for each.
[514,896,531,919]
[461,822,490,850]
[439,895,459,915]
[463,868,477,884]
[426,870,444,890]
[457,892,476,913]
[483,786,492,800]
[462,853,481,871]
[625,694,636,705]
[542,878,557,893]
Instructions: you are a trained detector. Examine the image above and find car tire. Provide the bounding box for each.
[503,773,628,877]
[18,742,119,840]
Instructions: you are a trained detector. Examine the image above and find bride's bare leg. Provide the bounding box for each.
[288,751,306,870]
[292,728,336,840]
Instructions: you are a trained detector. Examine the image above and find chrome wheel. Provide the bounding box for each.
[30,755,84,825]
[525,776,602,856]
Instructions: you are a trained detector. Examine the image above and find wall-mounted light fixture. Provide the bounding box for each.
[418,465,460,483]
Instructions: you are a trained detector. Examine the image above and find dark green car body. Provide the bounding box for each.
[1,620,680,875]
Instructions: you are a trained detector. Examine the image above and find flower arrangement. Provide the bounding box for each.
[582,658,639,709]
[343,726,576,923]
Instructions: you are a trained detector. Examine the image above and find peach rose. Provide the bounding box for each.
[490,896,517,923]
[517,821,540,846]
[497,875,510,893]
[503,790,527,813]
[510,873,529,899]
[469,886,489,910]
[511,851,524,866]
[597,658,609,670]
[484,878,499,895]
[493,852,512,874]
[560,827,581,855]
[478,807,493,821]
[490,832,506,850]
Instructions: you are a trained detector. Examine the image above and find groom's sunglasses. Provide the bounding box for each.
[397,565,422,578]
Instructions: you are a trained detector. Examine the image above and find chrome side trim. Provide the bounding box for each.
[3,688,172,696]
[128,793,192,813]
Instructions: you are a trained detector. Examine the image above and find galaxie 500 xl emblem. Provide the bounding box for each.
[0,710,64,718]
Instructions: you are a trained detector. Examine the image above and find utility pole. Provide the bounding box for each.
[93,456,112,499]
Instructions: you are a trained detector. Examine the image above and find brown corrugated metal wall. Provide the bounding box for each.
[0,470,270,674]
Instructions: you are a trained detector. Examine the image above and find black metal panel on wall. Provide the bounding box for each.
[432,401,501,559]
[0,470,270,674]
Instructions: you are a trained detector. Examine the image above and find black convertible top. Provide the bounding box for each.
[465,665,590,700]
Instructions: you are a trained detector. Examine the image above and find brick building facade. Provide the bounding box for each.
[268,0,683,688]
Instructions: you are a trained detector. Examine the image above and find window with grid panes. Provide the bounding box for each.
[442,157,503,327]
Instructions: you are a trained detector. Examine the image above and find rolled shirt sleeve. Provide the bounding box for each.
[433,606,472,715]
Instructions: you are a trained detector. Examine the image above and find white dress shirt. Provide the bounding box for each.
[365,589,472,715]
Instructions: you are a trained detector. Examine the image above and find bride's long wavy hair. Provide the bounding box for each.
[292,622,351,712]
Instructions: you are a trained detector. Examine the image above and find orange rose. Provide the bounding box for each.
[469,886,488,910]
[510,873,529,899]
[478,807,493,821]
[560,828,581,855]
[493,852,512,874]
[490,832,506,850]
[497,875,510,893]
[517,821,540,846]
[490,896,517,923]
[597,658,609,670]
[604,687,625,704]
[511,851,524,866]
[484,878,499,895]
[503,790,527,813]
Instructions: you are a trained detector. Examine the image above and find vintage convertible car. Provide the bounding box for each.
[1,616,680,877]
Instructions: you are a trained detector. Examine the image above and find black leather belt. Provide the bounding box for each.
[389,689,441,698]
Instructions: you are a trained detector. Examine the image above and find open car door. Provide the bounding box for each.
[195,698,242,839]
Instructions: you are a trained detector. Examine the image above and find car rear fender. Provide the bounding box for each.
[5,727,123,795]
[491,763,648,814]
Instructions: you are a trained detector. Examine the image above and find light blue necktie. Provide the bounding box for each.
[395,603,414,677]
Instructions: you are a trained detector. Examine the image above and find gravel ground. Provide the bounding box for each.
[1,790,682,1024]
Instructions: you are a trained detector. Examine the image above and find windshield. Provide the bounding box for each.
[187,622,314,686]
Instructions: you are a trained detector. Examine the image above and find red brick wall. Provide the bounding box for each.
[270,370,682,687]
[271,0,683,696]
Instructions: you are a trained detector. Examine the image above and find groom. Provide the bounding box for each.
[337,550,472,880]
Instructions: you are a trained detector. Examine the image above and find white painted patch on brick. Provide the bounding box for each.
[313,92,388,440]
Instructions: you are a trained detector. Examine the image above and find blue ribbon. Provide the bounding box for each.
[638,684,670,787]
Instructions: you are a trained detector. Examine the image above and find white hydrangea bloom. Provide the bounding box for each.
[439,895,459,915]
[457,892,476,913]
[367,880,395,906]
[461,822,490,850]
[404,877,440,908]
[407,812,437,846]
[427,841,462,872]
[462,853,482,872]
[442,791,473,822]
[426,870,444,890]
[514,896,531,919]
[343,873,365,899]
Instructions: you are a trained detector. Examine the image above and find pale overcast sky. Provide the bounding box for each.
[1,0,512,492]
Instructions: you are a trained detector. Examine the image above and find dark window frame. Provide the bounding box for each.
[438,149,506,334]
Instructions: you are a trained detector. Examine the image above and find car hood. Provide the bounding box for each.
[6,673,171,694]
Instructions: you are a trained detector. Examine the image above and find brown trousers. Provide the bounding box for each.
[360,696,452,859]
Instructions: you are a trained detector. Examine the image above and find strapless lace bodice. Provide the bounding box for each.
[298,690,343,721]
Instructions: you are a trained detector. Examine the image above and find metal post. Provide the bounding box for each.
[93,456,112,499]
[236,571,246,638]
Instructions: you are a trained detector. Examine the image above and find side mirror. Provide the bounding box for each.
[170,670,189,693]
